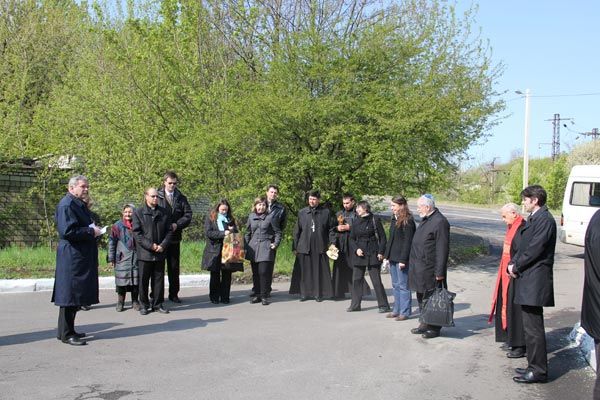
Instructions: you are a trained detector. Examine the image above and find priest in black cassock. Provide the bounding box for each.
[290,190,335,301]
[582,208,600,400]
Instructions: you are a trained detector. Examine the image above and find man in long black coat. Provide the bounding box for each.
[408,194,450,339]
[508,185,556,384]
[291,190,335,301]
[582,208,600,399]
[52,175,102,346]
[157,171,192,303]
[133,187,173,315]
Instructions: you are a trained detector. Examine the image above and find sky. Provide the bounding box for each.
[459,0,600,168]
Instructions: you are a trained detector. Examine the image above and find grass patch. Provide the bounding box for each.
[0,240,297,279]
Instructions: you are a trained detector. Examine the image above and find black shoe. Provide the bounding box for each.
[79,305,91,311]
[513,371,547,384]
[210,299,219,304]
[346,306,361,312]
[169,296,182,304]
[57,332,86,341]
[515,367,529,375]
[500,343,511,351]
[315,297,323,302]
[155,306,170,314]
[422,330,440,339]
[250,297,262,304]
[139,308,150,315]
[411,326,428,335]
[221,299,230,304]
[261,299,269,306]
[378,307,391,313]
[507,347,526,358]
[62,336,87,346]
[299,297,309,302]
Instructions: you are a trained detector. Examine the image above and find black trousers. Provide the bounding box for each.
[57,306,78,340]
[116,285,139,302]
[350,265,389,309]
[521,305,548,377]
[251,261,272,298]
[166,242,181,298]
[416,292,442,333]
[139,260,165,309]
[210,268,232,302]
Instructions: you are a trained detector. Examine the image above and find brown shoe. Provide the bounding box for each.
[386,313,399,318]
[395,315,409,321]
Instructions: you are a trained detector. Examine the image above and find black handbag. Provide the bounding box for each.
[419,282,456,327]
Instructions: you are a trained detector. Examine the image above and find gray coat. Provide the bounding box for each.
[244,212,282,263]
[107,219,138,287]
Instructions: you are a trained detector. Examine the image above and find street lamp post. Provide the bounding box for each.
[515,89,531,189]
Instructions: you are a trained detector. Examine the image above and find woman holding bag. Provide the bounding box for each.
[347,200,390,313]
[201,199,242,304]
[245,196,282,305]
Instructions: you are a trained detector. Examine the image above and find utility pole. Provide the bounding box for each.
[581,128,599,140]
[545,113,573,161]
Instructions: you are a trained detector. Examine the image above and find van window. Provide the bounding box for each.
[570,181,600,207]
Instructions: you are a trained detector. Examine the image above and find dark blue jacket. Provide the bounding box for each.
[51,193,99,307]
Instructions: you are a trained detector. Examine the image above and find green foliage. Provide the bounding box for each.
[452,155,569,209]
[568,140,600,169]
[1,0,503,240]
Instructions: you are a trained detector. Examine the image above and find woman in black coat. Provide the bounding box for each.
[347,200,390,313]
[201,199,242,304]
[383,196,416,320]
[245,196,282,305]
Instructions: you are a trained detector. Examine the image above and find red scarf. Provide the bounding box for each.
[488,214,523,329]
[123,219,133,230]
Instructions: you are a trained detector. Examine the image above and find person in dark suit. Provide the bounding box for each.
[383,195,416,321]
[489,203,526,358]
[52,175,102,346]
[245,196,282,305]
[157,171,192,303]
[132,188,173,315]
[201,199,243,304]
[331,194,370,299]
[347,200,390,313]
[291,190,335,302]
[508,185,556,384]
[408,194,450,339]
[581,208,600,399]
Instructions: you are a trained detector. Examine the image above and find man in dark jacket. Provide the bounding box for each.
[331,194,370,298]
[133,187,173,315]
[52,175,102,346]
[157,171,192,303]
[291,190,335,301]
[581,208,600,398]
[408,194,450,339]
[508,185,556,384]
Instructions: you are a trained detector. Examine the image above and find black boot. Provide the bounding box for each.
[116,294,125,312]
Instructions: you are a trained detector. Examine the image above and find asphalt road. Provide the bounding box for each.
[0,204,596,400]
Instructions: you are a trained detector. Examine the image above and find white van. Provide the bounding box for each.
[559,164,600,246]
